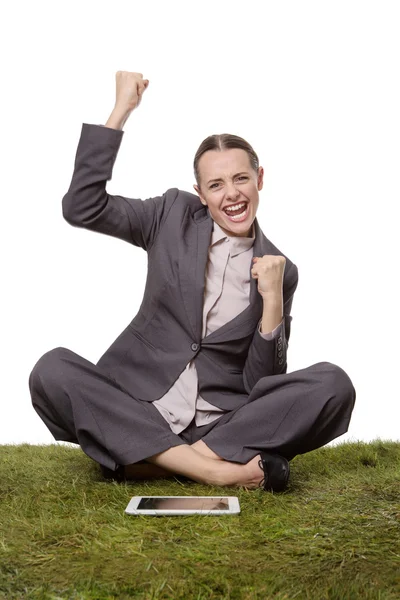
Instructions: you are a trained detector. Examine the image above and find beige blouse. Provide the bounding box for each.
[152,217,283,434]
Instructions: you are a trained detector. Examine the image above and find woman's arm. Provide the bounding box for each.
[61,71,176,251]
[260,292,283,334]
[243,262,298,393]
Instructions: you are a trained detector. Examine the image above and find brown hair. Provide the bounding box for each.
[193,133,260,190]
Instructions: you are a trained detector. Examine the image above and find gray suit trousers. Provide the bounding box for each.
[28,347,356,471]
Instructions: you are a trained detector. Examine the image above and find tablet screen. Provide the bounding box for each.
[137,497,229,510]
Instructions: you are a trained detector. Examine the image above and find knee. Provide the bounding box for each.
[320,362,356,409]
[28,347,71,396]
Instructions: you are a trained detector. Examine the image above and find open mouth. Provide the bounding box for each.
[223,202,249,223]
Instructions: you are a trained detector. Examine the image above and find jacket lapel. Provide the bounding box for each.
[179,204,274,343]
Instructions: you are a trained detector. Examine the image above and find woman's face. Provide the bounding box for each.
[193,148,264,238]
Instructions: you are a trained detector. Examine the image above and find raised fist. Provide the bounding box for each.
[114,71,149,112]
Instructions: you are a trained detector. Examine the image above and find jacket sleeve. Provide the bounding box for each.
[61,123,178,251]
[243,262,299,394]
[257,318,283,340]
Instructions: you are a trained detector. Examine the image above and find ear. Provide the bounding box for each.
[257,166,264,191]
[193,184,207,206]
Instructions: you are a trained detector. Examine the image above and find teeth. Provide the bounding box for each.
[224,203,246,213]
[226,204,248,221]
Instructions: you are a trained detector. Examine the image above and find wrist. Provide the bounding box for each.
[260,293,283,334]
[105,106,133,130]
[261,290,282,304]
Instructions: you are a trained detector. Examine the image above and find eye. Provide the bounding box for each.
[209,176,247,190]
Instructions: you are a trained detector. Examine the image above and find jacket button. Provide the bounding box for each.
[191,343,199,351]
[278,351,283,358]
[278,337,282,344]
[278,342,282,350]
[278,358,284,365]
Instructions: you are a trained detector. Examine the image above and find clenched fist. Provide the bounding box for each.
[251,255,286,297]
[114,71,149,113]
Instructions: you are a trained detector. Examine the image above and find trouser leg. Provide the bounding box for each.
[194,361,356,464]
[28,347,187,471]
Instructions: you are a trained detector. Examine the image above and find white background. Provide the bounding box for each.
[1,1,399,446]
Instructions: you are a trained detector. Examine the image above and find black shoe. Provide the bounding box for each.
[100,464,125,482]
[257,452,290,492]
[100,457,153,482]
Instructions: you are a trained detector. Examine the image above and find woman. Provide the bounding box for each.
[29,71,356,492]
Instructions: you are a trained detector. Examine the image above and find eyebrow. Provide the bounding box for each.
[207,172,249,185]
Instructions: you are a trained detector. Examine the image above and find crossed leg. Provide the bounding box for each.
[141,361,356,486]
[29,348,355,489]
[123,440,224,480]
[28,347,263,487]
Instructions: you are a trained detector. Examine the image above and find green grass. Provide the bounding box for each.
[0,440,399,600]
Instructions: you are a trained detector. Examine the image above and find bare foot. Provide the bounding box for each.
[233,455,265,489]
[209,454,265,489]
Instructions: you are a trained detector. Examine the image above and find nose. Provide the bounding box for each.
[225,182,240,201]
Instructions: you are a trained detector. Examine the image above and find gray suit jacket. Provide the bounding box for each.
[62,123,299,411]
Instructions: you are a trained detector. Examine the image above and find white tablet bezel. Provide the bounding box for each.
[125,495,240,516]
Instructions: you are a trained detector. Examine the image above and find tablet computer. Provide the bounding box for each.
[125,496,240,516]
